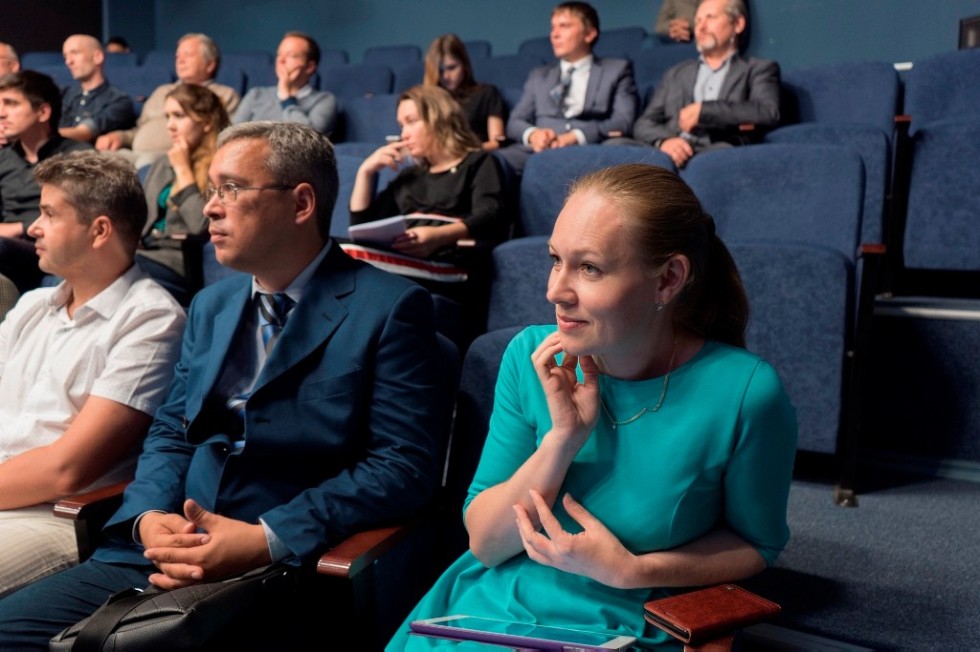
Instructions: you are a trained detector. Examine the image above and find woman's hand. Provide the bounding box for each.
[532,331,600,451]
[361,141,406,175]
[515,490,634,588]
[391,225,448,258]
[167,134,193,173]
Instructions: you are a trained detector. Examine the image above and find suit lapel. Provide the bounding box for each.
[583,57,602,110]
[679,60,700,105]
[718,55,748,100]
[186,279,252,420]
[252,246,354,392]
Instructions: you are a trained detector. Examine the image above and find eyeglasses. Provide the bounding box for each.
[205,182,295,205]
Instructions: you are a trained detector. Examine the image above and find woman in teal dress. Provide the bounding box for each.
[389,164,798,650]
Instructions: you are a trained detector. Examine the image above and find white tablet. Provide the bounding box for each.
[410,615,637,650]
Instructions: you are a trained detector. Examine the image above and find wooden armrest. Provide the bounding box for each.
[894,114,911,124]
[53,481,129,521]
[316,523,413,579]
[861,243,887,256]
[738,123,755,132]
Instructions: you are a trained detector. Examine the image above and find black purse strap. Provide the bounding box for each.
[72,587,160,651]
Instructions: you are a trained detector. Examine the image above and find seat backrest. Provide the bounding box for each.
[731,241,851,454]
[630,43,697,92]
[517,36,553,64]
[778,60,900,136]
[141,49,173,70]
[486,236,554,332]
[332,153,366,240]
[680,143,865,262]
[593,26,648,60]
[463,40,492,60]
[393,61,424,93]
[765,124,889,244]
[904,48,980,134]
[215,66,246,96]
[111,64,173,113]
[103,52,139,68]
[518,145,676,236]
[319,62,393,99]
[20,51,64,68]
[31,64,73,91]
[363,44,422,67]
[442,326,523,556]
[336,93,399,144]
[472,55,538,93]
[902,118,980,272]
[321,48,349,66]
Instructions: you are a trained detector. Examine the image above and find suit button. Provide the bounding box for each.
[182,417,189,429]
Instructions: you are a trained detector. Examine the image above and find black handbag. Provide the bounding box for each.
[49,564,302,651]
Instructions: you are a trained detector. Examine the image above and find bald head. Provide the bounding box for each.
[63,34,105,87]
[0,43,19,76]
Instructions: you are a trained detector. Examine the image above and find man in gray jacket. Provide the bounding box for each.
[633,0,779,168]
[233,32,336,137]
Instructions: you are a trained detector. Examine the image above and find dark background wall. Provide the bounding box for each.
[5,1,980,70]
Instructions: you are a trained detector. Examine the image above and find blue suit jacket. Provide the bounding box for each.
[506,56,639,143]
[97,245,447,568]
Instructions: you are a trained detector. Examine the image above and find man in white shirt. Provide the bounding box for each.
[0,150,185,597]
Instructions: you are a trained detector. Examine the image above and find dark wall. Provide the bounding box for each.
[0,0,101,54]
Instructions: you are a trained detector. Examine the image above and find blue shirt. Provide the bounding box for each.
[60,80,136,137]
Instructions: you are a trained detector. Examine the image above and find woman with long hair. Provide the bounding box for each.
[137,84,229,301]
[348,84,508,338]
[423,34,506,150]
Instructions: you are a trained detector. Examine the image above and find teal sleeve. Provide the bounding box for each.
[725,360,799,565]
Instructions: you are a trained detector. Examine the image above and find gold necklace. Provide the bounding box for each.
[599,335,678,430]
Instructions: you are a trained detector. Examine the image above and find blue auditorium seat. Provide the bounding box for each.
[363,44,422,68]
[463,40,492,59]
[20,51,64,68]
[903,48,980,131]
[486,236,553,332]
[592,26,648,60]
[518,145,676,237]
[765,60,900,244]
[30,65,72,91]
[320,48,349,66]
[516,36,553,64]
[336,93,399,144]
[103,52,139,68]
[393,61,424,93]
[319,62,393,99]
[630,42,698,98]
[472,55,539,94]
[111,65,173,114]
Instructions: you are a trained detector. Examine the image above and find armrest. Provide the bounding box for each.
[644,584,780,652]
[53,481,129,521]
[316,523,414,579]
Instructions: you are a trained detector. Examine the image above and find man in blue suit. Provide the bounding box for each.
[0,122,449,648]
[499,1,639,173]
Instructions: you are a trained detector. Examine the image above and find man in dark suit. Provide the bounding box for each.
[0,122,449,648]
[499,1,639,172]
[633,0,779,168]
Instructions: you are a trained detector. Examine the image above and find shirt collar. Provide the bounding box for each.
[561,53,593,74]
[250,241,331,305]
[698,50,738,71]
[46,263,145,321]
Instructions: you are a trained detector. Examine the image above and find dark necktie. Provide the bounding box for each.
[257,292,295,355]
[550,65,575,111]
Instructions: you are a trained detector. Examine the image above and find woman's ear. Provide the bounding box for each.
[656,254,691,306]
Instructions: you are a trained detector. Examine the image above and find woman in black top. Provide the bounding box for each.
[424,34,507,150]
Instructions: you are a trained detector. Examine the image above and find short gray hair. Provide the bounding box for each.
[179,33,221,73]
[217,122,338,238]
[724,0,747,22]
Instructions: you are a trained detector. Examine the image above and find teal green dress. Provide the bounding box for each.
[389,325,798,650]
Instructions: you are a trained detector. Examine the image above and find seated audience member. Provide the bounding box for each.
[0,273,17,320]
[59,34,137,144]
[423,33,506,150]
[0,43,19,146]
[105,36,131,54]
[348,84,508,338]
[654,0,699,42]
[499,1,638,173]
[0,43,18,77]
[138,84,230,303]
[0,150,185,598]
[233,32,336,136]
[388,163,798,650]
[0,71,90,294]
[96,33,240,168]
[633,0,778,168]
[0,122,446,648]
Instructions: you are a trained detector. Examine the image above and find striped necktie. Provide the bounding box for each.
[550,65,575,111]
[257,292,295,355]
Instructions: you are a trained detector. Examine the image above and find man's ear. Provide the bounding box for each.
[734,15,747,35]
[585,27,599,46]
[38,102,53,124]
[89,215,114,248]
[292,182,317,227]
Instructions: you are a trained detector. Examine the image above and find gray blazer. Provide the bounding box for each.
[138,157,208,277]
[633,54,780,146]
[506,57,639,143]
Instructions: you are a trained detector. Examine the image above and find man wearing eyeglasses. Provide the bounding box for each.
[0,121,450,648]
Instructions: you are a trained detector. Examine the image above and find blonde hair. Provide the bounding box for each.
[399,85,481,166]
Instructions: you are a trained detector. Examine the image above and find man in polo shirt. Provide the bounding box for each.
[59,34,136,144]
